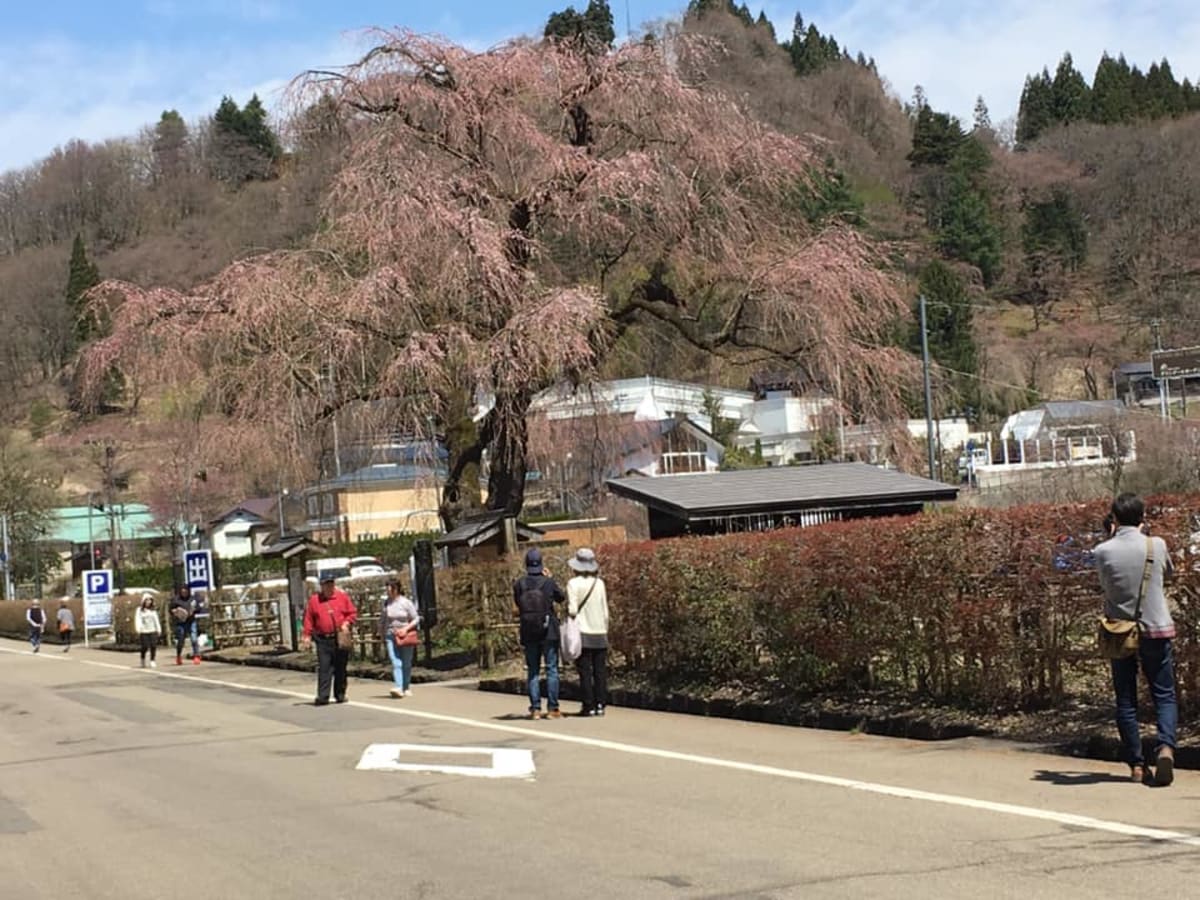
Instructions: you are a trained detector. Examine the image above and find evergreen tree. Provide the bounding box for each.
[546,0,615,49]
[151,109,189,181]
[937,172,1002,286]
[210,94,280,182]
[913,260,978,410]
[798,165,864,226]
[972,96,992,133]
[66,233,101,347]
[239,94,281,161]
[1145,59,1184,117]
[755,11,775,39]
[908,106,966,166]
[1090,53,1134,124]
[1050,53,1091,125]
[1128,65,1149,117]
[1016,69,1054,143]
[1022,187,1087,270]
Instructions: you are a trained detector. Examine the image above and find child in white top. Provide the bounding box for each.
[134,595,162,668]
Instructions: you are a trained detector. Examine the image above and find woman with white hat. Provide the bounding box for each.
[566,548,610,717]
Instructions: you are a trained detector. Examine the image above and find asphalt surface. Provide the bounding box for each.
[2,638,1199,899]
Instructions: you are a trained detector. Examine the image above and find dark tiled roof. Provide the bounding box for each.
[434,514,545,548]
[606,462,956,520]
[210,497,276,526]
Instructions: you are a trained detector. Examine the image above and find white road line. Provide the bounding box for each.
[5,644,1199,848]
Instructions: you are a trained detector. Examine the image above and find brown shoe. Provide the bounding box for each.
[545,710,563,719]
[527,710,542,720]
[1155,747,1175,786]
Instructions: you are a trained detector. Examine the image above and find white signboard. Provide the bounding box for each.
[82,569,113,644]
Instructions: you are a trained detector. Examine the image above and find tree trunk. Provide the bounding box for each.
[438,387,488,531]
[485,390,533,517]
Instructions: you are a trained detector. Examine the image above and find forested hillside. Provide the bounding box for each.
[2,0,1199,513]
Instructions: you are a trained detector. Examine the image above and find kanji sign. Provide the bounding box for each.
[184,550,214,591]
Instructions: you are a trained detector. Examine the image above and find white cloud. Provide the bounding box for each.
[0,31,371,172]
[761,0,1200,126]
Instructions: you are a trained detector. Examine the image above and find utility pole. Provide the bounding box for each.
[919,294,937,481]
[1152,318,1169,421]
[1,513,13,601]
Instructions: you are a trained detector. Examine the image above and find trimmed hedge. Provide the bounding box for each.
[595,497,1200,712]
[431,495,1200,714]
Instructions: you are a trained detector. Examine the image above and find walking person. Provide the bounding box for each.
[57,600,75,652]
[301,574,358,705]
[169,585,201,665]
[566,548,610,717]
[134,594,162,668]
[26,600,46,653]
[381,580,420,699]
[1095,493,1178,785]
[513,548,565,720]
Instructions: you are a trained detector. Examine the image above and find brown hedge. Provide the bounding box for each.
[591,495,1200,713]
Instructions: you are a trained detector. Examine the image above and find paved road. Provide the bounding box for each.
[1,639,1198,899]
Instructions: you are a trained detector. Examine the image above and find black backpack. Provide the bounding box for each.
[515,575,553,644]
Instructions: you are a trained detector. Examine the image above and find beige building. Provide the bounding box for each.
[304,463,443,543]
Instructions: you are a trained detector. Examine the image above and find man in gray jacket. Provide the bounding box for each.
[1094,493,1177,785]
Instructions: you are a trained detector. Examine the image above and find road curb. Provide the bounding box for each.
[478,675,1198,769]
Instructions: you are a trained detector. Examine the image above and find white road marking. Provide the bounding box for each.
[356,743,535,779]
[5,643,1199,848]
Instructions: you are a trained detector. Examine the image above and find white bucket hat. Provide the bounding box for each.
[567,547,599,573]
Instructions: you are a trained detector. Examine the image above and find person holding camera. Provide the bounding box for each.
[1094,493,1177,785]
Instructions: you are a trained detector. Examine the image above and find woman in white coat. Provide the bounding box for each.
[566,548,609,717]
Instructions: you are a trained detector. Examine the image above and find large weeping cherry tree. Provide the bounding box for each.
[80,29,915,529]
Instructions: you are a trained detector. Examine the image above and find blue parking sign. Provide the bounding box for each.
[82,569,113,629]
[83,569,111,599]
[184,550,214,590]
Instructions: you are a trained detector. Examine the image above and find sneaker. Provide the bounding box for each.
[63,647,69,653]
[1156,747,1175,787]
[192,656,201,665]
[403,690,413,697]
[335,696,347,704]
[149,660,157,669]
[314,698,330,706]
[546,710,563,719]
[33,646,39,653]
[389,688,404,699]
[596,705,605,716]
[528,710,542,720]
[1130,764,1146,783]
[140,659,146,668]
[175,656,183,666]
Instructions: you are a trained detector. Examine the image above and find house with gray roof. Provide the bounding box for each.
[606,463,957,539]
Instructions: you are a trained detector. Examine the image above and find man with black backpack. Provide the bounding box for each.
[513,547,565,719]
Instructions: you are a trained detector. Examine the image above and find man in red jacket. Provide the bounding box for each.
[301,574,358,705]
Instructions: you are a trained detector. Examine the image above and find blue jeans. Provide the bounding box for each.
[386,637,415,690]
[1112,637,1178,766]
[175,620,198,658]
[524,640,559,712]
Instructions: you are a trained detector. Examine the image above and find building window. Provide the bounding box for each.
[307,496,319,517]
[660,428,708,474]
[357,532,379,542]
[322,493,335,514]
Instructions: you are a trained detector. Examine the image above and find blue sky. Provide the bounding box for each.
[3,1,1199,172]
